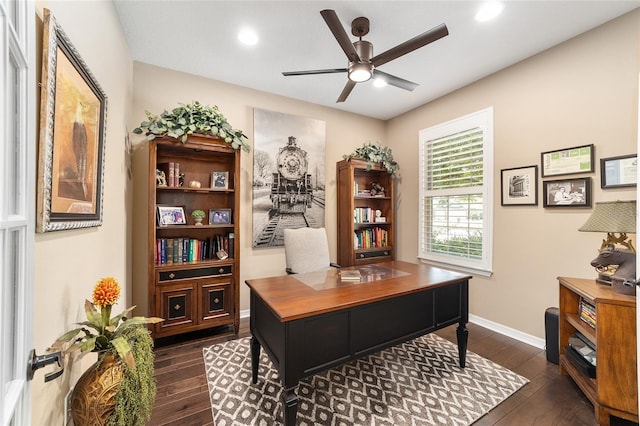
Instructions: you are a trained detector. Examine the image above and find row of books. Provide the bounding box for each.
[156,233,234,265]
[354,207,381,223]
[579,297,596,329]
[354,227,388,249]
[158,162,180,187]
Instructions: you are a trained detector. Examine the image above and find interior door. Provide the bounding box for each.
[0,1,35,425]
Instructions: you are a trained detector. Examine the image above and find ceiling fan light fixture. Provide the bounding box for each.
[348,62,373,82]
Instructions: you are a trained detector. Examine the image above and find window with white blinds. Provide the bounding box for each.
[418,108,494,276]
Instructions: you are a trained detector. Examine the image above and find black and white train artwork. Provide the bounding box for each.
[252,109,326,248]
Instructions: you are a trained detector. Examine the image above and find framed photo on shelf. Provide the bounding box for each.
[36,9,107,233]
[211,171,229,189]
[500,165,538,206]
[600,154,637,188]
[156,205,187,226]
[543,177,592,208]
[541,144,594,177]
[209,208,232,224]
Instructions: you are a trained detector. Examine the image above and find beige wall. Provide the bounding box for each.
[387,10,640,339]
[32,1,133,424]
[130,63,386,317]
[30,3,639,423]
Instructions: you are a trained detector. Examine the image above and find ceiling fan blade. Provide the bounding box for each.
[371,23,448,67]
[336,80,357,103]
[320,9,361,63]
[372,69,418,91]
[282,68,347,76]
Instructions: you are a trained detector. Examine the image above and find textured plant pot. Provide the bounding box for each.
[70,353,123,426]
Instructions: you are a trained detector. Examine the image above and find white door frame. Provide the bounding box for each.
[0,0,35,424]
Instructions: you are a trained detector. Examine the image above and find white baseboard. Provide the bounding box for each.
[238,310,546,350]
[469,314,545,349]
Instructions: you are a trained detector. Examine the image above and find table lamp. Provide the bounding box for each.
[578,200,636,284]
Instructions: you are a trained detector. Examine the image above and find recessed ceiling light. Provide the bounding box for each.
[238,28,258,46]
[475,2,504,22]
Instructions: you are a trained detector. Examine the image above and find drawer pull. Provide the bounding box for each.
[169,273,175,279]
[219,268,225,274]
[174,304,181,311]
[214,298,220,304]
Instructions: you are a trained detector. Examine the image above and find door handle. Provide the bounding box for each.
[27,349,64,382]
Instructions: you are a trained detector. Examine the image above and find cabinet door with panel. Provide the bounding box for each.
[148,135,240,339]
[337,158,395,266]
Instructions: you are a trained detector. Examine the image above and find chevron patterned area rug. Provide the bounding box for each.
[203,334,528,426]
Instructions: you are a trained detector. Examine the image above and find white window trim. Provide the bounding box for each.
[418,107,494,277]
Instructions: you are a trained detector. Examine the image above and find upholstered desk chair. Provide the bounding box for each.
[284,227,340,274]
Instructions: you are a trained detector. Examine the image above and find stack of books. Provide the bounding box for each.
[579,298,596,329]
[339,269,362,282]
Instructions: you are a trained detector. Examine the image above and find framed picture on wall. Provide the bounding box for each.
[600,154,637,188]
[541,144,594,177]
[500,165,538,206]
[543,177,592,208]
[36,9,108,233]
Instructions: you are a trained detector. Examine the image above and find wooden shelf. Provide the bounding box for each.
[558,276,637,425]
[157,186,235,194]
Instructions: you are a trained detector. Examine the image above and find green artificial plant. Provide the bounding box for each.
[133,101,250,152]
[191,209,206,219]
[343,141,399,178]
[107,326,156,426]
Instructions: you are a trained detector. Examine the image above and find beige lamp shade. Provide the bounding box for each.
[578,200,636,233]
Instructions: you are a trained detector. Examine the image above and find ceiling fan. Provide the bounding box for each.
[282,9,449,103]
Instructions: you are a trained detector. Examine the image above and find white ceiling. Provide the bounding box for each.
[113,1,640,120]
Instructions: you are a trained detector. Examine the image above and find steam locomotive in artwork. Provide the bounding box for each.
[270,136,313,213]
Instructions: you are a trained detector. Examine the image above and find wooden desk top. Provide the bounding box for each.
[245,260,472,322]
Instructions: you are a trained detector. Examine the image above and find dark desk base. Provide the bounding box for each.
[250,279,469,425]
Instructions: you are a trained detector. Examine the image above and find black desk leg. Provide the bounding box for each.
[250,336,260,384]
[282,387,298,426]
[456,323,468,368]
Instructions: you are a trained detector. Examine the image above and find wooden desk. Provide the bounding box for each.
[246,261,471,425]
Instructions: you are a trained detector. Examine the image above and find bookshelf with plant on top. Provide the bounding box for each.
[336,151,396,267]
[137,101,249,339]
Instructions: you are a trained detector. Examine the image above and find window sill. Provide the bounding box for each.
[417,257,493,278]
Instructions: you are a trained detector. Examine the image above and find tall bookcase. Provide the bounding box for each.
[337,158,395,266]
[148,135,240,338]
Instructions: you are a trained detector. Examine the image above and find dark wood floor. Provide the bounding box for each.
[149,319,638,425]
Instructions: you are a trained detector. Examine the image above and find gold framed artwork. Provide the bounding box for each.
[36,9,107,232]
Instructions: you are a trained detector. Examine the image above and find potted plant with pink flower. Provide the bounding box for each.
[49,277,163,426]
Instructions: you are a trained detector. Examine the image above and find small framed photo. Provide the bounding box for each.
[541,144,594,177]
[500,165,538,206]
[209,208,232,224]
[600,154,637,188]
[543,177,592,208]
[156,205,186,226]
[211,171,229,189]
